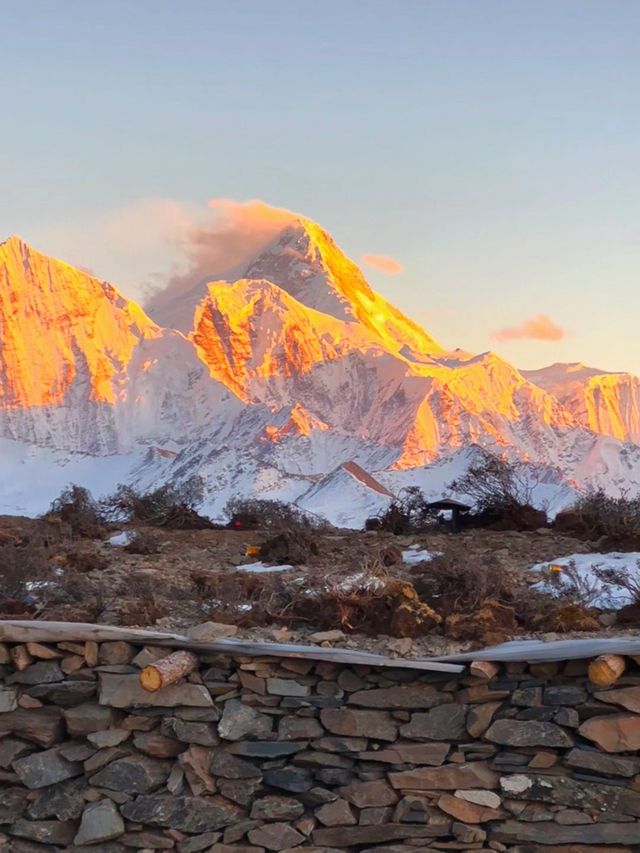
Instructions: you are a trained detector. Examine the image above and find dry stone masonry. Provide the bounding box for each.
[2,637,640,851]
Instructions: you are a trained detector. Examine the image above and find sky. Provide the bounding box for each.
[1,0,639,372]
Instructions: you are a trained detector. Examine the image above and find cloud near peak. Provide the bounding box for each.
[493,314,566,342]
[361,253,404,275]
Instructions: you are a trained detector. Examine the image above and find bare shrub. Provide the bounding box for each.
[193,560,440,637]
[124,530,162,555]
[592,559,640,604]
[192,569,292,627]
[369,487,437,535]
[64,547,109,574]
[410,552,519,613]
[44,485,105,539]
[101,481,214,530]
[259,530,319,565]
[449,453,547,530]
[555,490,640,549]
[224,498,324,532]
[0,542,53,612]
[114,574,170,625]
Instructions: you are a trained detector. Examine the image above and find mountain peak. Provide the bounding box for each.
[237,215,442,357]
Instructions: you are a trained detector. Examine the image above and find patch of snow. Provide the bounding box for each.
[531,552,640,609]
[235,562,294,574]
[108,531,133,547]
[402,548,442,565]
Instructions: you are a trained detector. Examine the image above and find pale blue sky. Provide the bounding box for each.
[2,0,639,371]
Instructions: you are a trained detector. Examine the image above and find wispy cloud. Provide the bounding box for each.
[145,198,302,319]
[361,253,404,275]
[493,313,566,342]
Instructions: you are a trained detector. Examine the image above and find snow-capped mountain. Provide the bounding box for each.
[1,221,639,526]
[523,362,640,445]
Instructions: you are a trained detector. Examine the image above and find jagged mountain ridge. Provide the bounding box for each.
[0,235,244,453]
[1,221,639,523]
[523,362,640,445]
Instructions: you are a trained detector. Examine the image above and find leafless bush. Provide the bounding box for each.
[114,574,170,625]
[124,530,162,555]
[64,547,109,574]
[101,481,214,529]
[592,560,640,604]
[555,490,640,548]
[0,542,53,610]
[44,485,105,539]
[369,487,437,534]
[410,552,520,613]
[224,498,326,532]
[543,559,604,608]
[449,452,547,530]
[193,559,440,637]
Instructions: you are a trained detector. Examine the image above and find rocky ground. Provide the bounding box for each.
[4,513,634,657]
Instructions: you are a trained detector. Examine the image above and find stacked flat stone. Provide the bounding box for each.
[1,639,640,851]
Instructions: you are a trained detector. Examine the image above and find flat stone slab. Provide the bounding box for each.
[99,673,213,708]
[13,747,83,789]
[389,761,498,791]
[485,719,574,748]
[121,795,242,833]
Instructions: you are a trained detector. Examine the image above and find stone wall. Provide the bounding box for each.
[2,638,640,852]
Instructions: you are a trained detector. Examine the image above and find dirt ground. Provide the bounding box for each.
[5,512,629,658]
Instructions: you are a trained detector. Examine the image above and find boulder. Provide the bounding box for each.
[0,707,64,747]
[492,819,640,845]
[565,747,640,777]
[64,702,118,736]
[437,792,504,823]
[498,773,640,817]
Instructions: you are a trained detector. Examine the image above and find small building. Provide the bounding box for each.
[426,498,471,532]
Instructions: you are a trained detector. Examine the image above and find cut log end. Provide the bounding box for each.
[139,650,199,693]
[470,660,499,680]
[588,653,627,687]
[140,665,163,692]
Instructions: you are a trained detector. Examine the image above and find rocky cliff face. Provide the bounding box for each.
[523,362,640,445]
